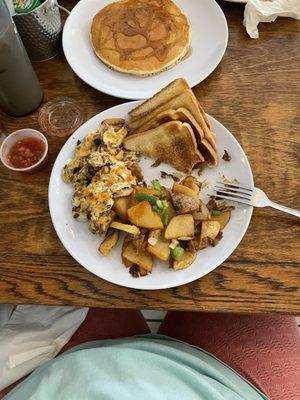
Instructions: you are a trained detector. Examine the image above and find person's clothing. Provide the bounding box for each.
[159,312,300,400]
[1,309,299,400]
[4,335,268,400]
[0,309,149,398]
[60,308,149,352]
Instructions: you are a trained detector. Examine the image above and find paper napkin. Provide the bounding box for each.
[244,0,300,38]
[0,305,88,390]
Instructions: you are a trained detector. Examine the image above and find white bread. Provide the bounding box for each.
[124,121,204,173]
[129,89,217,151]
[136,107,204,142]
[128,78,189,118]
[141,107,217,167]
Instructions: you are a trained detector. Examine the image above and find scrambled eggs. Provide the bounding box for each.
[62,119,141,234]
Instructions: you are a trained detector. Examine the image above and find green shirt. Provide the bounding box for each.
[5,335,268,400]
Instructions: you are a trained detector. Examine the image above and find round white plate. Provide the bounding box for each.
[62,0,228,100]
[49,101,253,290]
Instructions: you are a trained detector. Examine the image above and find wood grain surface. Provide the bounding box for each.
[0,1,299,313]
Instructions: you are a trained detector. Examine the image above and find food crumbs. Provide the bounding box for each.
[151,159,161,168]
[222,175,240,185]
[222,150,231,162]
[160,171,180,181]
[129,265,140,278]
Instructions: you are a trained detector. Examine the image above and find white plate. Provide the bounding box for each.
[49,101,253,290]
[62,0,228,100]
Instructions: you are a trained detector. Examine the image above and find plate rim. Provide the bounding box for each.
[49,100,254,290]
[62,0,229,100]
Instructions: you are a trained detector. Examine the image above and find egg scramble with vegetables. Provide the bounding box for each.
[62,119,141,234]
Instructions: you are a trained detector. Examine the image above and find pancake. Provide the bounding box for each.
[90,0,191,76]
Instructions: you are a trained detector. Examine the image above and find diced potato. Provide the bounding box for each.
[123,257,133,268]
[123,242,153,272]
[172,192,199,214]
[139,267,148,276]
[181,176,200,194]
[192,201,211,221]
[98,230,119,256]
[172,183,200,203]
[122,236,133,268]
[210,210,231,230]
[128,200,163,229]
[147,229,160,247]
[110,221,140,235]
[113,196,131,222]
[165,214,194,240]
[172,251,197,270]
[147,230,170,261]
[131,233,148,252]
[191,235,209,250]
[200,220,220,241]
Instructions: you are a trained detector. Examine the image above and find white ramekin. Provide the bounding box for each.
[0,129,48,173]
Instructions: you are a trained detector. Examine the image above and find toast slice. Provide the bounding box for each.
[143,107,217,167]
[145,107,217,166]
[128,89,217,150]
[136,107,204,142]
[128,89,200,130]
[128,78,189,118]
[199,139,218,167]
[198,104,212,131]
[124,121,204,173]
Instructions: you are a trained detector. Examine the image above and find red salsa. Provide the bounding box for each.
[8,137,45,169]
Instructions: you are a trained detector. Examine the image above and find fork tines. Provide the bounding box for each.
[213,181,253,204]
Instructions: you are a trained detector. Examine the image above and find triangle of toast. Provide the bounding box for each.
[128,89,217,151]
[136,107,204,142]
[124,121,204,173]
[128,78,189,118]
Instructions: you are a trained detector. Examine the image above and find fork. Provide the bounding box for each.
[213,182,300,218]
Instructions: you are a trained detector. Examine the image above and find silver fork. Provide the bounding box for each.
[213,182,300,218]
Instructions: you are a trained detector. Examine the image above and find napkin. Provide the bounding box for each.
[0,305,14,330]
[244,0,300,39]
[0,305,88,390]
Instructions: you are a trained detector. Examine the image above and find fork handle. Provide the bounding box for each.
[269,201,300,218]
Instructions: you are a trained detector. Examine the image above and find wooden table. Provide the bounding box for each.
[0,1,299,314]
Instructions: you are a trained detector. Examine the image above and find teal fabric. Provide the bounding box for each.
[4,334,268,400]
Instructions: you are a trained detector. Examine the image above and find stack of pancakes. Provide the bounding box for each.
[90,0,191,76]
[124,78,218,173]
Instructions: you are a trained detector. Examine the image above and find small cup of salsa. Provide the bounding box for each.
[1,129,48,172]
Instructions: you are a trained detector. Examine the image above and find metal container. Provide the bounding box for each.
[13,0,66,61]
